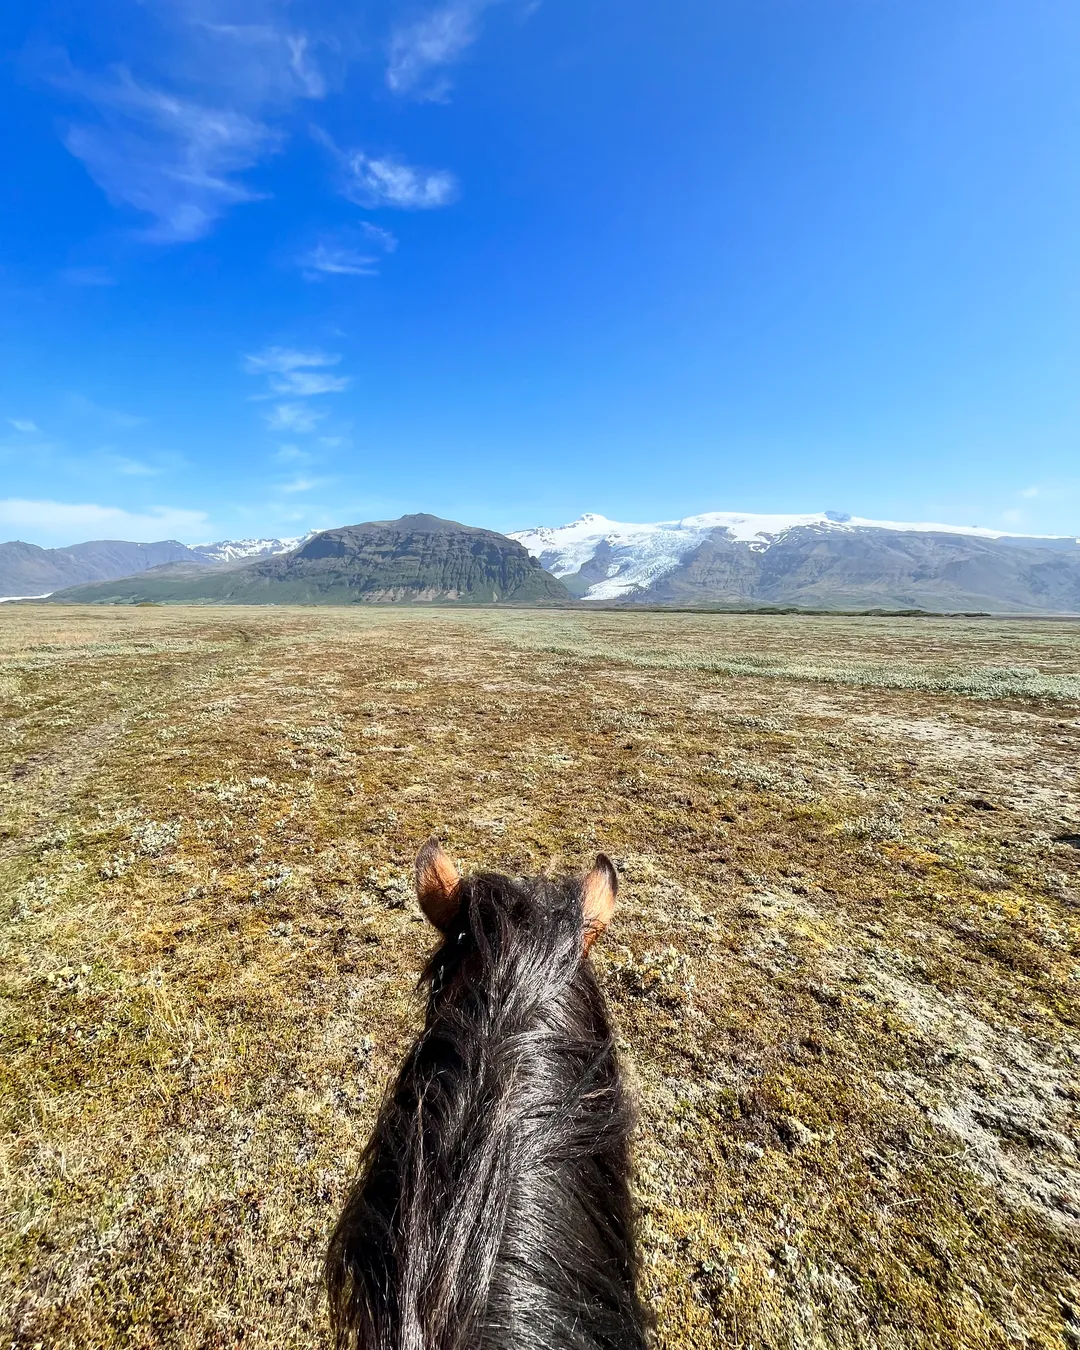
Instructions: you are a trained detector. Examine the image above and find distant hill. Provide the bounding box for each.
[0,538,197,597]
[0,533,311,599]
[43,515,571,607]
[510,512,1080,613]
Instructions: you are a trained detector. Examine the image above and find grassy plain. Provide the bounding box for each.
[2,604,1079,1350]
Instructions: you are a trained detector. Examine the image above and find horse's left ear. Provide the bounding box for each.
[415,836,461,930]
[582,854,618,954]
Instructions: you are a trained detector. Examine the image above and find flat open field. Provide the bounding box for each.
[2,605,1079,1350]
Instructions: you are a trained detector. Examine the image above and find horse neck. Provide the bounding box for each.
[329,950,645,1350]
[407,960,641,1350]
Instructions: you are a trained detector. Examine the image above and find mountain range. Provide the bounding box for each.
[33,516,567,607]
[509,512,1080,612]
[4,508,1080,613]
[0,534,307,599]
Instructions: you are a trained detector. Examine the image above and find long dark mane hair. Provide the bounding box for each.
[326,839,646,1350]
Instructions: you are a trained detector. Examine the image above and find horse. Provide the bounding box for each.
[326,837,647,1350]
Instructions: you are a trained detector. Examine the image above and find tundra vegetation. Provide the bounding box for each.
[1,605,1078,1350]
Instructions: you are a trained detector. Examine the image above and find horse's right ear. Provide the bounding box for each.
[415,836,462,930]
[582,854,618,954]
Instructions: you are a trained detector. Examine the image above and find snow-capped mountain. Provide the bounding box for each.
[508,512,1080,611]
[189,532,316,565]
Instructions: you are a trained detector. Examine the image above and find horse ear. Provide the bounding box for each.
[582,854,618,954]
[415,836,462,930]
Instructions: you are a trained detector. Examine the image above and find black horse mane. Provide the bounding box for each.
[326,866,646,1350]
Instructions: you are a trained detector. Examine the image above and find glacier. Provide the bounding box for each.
[508,511,1077,601]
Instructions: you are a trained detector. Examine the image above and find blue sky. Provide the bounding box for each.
[2,0,1079,546]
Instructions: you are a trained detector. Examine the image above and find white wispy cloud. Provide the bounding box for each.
[297,223,398,281]
[1019,486,1040,499]
[313,126,457,210]
[243,346,341,375]
[339,151,458,209]
[279,475,331,493]
[50,5,327,243]
[273,444,310,463]
[263,402,325,433]
[191,22,327,101]
[8,419,40,434]
[361,222,399,252]
[246,344,349,430]
[388,0,496,100]
[297,241,380,279]
[0,498,207,542]
[269,371,351,396]
[60,67,281,243]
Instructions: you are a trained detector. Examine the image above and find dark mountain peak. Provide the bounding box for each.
[45,512,571,606]
[301,514,484,548]
[387,513,471,532]
[297,515,506,562]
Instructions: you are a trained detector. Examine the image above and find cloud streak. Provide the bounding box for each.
[189,21,327,101]
[361,223,399,252]
[339,150,458,209]
[388,0,498,100]
[60,67,280,243]
[297,240,380,279]
[0,498,208,543]
[263,402,326,433]
[297,223,398,281]
[244,344,349,433]
[243,346,341,375]
[279,475,331,493]
[269,371,351,395]
[50,6,327,243]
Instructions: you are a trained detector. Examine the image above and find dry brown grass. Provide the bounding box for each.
[1,604,1078,1349]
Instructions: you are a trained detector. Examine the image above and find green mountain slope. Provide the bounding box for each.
[43,515,571,607]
